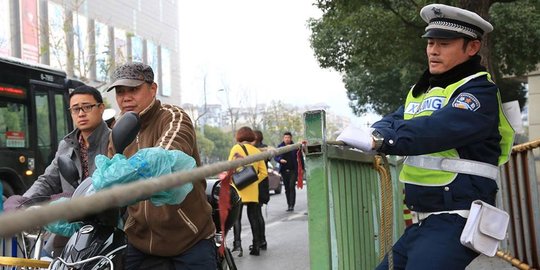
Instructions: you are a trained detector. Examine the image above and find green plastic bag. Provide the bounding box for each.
[44,197,82,237]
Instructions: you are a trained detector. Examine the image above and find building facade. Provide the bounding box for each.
[525,67,540,181]
[0,0,181,111]
[527,68,540,142]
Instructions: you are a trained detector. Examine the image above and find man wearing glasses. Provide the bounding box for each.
[4,85,110,257]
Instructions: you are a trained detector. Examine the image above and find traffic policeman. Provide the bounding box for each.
[337,3,514,269]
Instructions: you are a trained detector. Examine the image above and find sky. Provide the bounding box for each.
[177,0,381,126]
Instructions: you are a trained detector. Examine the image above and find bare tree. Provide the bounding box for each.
[219,80,247,136]
[181,103,200,130]
[245,103,264,130]
[222,95,240,136]
[192,74,209,131]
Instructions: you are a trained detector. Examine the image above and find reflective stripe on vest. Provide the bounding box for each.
[399,72,515,186]
[404,156,499,180]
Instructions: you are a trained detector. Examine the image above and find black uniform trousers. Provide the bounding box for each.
[375,213,479,270]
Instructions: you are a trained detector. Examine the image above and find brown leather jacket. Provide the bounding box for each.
[110,99,215,256]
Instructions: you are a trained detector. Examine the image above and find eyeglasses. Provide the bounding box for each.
[68,103,101,114]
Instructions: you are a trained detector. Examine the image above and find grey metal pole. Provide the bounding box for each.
[10,0,21,58]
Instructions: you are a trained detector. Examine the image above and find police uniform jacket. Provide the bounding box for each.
[372,55,507,213]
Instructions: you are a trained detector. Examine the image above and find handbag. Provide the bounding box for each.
[232,144,259,190]
[460,200,509,257]
[258,176,270,204]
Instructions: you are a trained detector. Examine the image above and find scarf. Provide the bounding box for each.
[412,55,486,97]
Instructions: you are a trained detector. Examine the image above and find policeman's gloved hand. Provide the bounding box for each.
[3,195,30,212]
[337,125,374,152]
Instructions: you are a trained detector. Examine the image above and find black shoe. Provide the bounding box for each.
[249,241,267,251]
[286,206,292,212]
[249,244,260,256]
[232,245,243,257]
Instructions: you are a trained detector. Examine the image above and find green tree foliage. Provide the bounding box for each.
[195,129,215,164]
[202,125,233,162]
[193,102,310,162]
[261,101,304,146]
[309,0,540,115]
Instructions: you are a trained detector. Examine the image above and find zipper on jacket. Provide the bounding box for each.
[144,201,154,254]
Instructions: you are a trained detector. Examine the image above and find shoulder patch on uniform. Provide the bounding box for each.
[452,92,481,111]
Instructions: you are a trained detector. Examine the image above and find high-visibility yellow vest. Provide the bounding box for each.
[400,72,514,186]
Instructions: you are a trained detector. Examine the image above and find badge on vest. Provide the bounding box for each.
[452,92,481,111]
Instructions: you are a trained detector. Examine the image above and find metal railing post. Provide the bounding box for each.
[304,110,333,269]
[303,110,401,269]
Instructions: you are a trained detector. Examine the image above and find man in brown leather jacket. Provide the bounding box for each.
[107,62,216,269]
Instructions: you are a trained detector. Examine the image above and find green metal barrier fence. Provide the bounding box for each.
[303,110,540,269]
[303,110,405,270]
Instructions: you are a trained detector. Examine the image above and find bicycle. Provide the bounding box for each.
[0,196,53,269]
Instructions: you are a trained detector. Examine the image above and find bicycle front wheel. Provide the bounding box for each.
[222,247,237,270]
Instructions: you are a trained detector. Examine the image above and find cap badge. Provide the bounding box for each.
[431,7,443,18]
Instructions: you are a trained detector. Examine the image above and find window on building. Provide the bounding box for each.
[114,28,127,65]
[161,47,171,97]
[0,0,11,57]
[73,12,88,79]
[95,21,109,82]
[131,35,143,62]
[48,1,67,70]
[147,41,159,88]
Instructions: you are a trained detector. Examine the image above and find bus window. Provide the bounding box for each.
[0,102,28,148]
[35,92,52,164]
[55,93,69,143]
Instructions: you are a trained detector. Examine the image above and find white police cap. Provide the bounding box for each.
[102,108,116,122]
[420,4,493,40]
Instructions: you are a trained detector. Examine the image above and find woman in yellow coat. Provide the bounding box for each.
[228,126,268,256]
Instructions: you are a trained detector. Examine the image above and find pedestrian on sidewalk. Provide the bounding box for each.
[253,130,269,250]
[274,131,304,212]
[229,127,268,256]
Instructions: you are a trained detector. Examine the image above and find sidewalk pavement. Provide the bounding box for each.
[467,254,514,270]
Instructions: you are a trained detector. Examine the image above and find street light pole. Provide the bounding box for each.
[200,75,207,135]
[217,88,225,128]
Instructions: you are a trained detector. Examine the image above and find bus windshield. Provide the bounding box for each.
[0,101,28,148]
